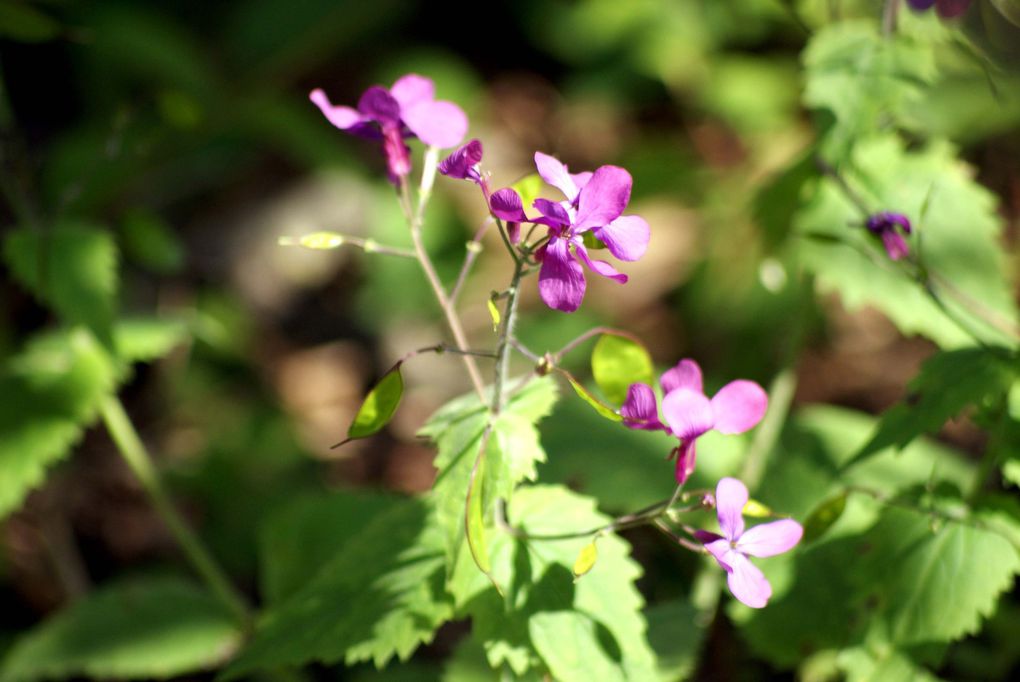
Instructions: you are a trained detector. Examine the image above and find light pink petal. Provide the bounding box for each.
[674,439,697,483]
[489,188,529,223]
[715,477,748,542]
[661,359,702,396]
[725,551,772,608]
[574,242,628,283]
[710,380,768,435]
[310,89,364,130]
[703,539,735,572]
[390,74,435,110]
[737,519,803,558]
[402,100,468,148]
[535,151,581,201]
[538,238,586,312]
[594,215,649,262]
[621,383,663,430]
[575,166,632,232]
[571,171,592,192]
[661,388,714,442]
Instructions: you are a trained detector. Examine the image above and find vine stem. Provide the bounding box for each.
[99,395,250,625]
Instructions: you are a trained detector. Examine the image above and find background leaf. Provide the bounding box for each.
[591,333,654,405]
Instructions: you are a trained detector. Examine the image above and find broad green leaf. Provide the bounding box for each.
[837,646,944,682]
[113,317,189,364]
[802,492,848,544]
[0,575,241,681]
[795,135,1017,348]
[450,486,658,681]
[645,599,706,682]
[0,329,119,519]
[851,348,1016,466]
[591,333,654,405]
[340,364,404,444]
[224,498,453,677]
[4,224,118,344]
[562,370,623,422]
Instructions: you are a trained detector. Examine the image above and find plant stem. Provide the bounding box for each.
[99,395,249,624]
[490,259,525,416]
[740,367,798,489]
[451,219,492,305]
[882,0,900,37]
[278,233,416,259]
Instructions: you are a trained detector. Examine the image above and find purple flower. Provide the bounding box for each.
[490,152,650,312]
[906,0,972,18]
[695,477,803,608]
[439,139,484,185]
[621,359,768,483]
[310,74,468,183]
[865,211,912,261]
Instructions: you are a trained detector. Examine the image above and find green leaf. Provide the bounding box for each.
[645,599,707,682]
[340,363,404,444]
[802,492,848,544]
[511,174,543,213]
[486,297,501,333]
[0,2,61,42]
[224,498,453,677]
[591,333,654,406]
[851,348,1017,467]
[0,575,241,681]
[562,370,623,423]
[465,444,493,576]
[3,224,119,344]
[837,646,944,682]
[119,209,185,274]
[795,135,1018,348]
[450,486,658,681]
[113,317,190,364]
[0,329,119,519]
[572,541,598,579]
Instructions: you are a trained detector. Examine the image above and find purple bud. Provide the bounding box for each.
[865,212,912,261]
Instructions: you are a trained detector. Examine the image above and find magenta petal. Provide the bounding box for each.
[310,89,364,130]
[621,383,663,430]
[661,359,703,396]
[403,100,468,148]
[703,538,734,571]
[533,198,571,226]
[737,519,804,558]
[439,139,483,179]
[710,380,768,435]
[674,439,697,483]
[538,238,586,312]
[571,171,593,192]
[358,86,401,123]
[725,552,772,608]
[594,215,650,262]
[389,74,435,110]
[575,166,633,232]
[489,188,529,222]
[574,243,628,283]
[535,151,581,200]
[715,477,748,542]
[661,388,714,442]
[881,231,910,261]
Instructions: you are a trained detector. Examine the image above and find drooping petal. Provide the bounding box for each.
[489,188,529,223]
[389,74,435,110]
[725,551,773,608]
[538,238,586,312]
[594,214,650,262]
[574,242,628,283]
[703,538,735,572]
[309,89,365,130]
[439,139,483,180]
[714,477,748,542]
[402,100,468,148]
[661,359,703,396]
[535,151,581,200]
[737,519,804,558]
[881,231,910,261]
[358,86,401,124]
[533,198,571,226]
[674,439,697,484]
[575,165,632,232]
[621,383,663,430]
[661,387,714,441]
[710,380,768,435]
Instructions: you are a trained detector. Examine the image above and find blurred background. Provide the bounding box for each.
[1,0,1018,679]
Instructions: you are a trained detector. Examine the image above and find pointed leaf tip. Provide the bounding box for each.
[339,364,404,444]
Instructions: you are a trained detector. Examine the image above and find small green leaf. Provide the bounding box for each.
[113,317,189,364]
[742,499,773,519]
[581,232,607,250]
[802,492,848,544]
[511,174,543,211]
[340,364,404,444]
[486,297,501,333]
[591,333,654,406]
[572,541,598,579]
[561,370,623,423]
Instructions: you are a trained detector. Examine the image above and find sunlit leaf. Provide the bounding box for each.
[591,333,654,406]
[572,541,598,579]
[561,370,623,423]
[338,364,404,445]
[486,298,500,333]
[113,317,189,364]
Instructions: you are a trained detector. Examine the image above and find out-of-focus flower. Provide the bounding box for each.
[694,477,803,608]
[906,0,973,19]
[865,211,912,261]
[310,74,468,183]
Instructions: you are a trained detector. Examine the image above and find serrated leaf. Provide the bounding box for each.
[802,492,848,544]
[224,498,452,677]
[561,370,623,423]
[591,333,654,406]
[0,575,241,681]
[450,486,658,681]
[4,224,118,344]
[113,317,189,364]
[339,364,404,445]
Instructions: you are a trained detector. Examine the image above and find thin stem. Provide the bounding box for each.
[494,217,521,267]
[451,219,493,304]
[99,395,249,624]
[740,367,798,490]
[882,0,900,37]
[491,259,525,415]
[510,338,541,363]
[278,233,416,259]
[553,326,640,362]
[815,156,871,218]
[653,518,705,553]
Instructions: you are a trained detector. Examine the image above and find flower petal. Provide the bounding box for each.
[881,231,910,261]
[661,359,703,396]
[358,86,401,124]
[703,539,735,571]
[621,383,663,430]
[571,171,593,192]
[574,242,628,283]
[737,519,804,558]
[389,74,435,110]
[661,388,714,442]
[439,139,483,179]
[535,151,581,200]
[594,214,649,262]
[936,0,972,19]
[538,238,586,312]
[310,89,365,130]
[725,551,772,608]
[533,198,571,226]
[714,477,748,542]
[674,439,697,483]
[489,188,529,223]
[575,166,632,232]
[710,380,768,435]
[402,100,468,148]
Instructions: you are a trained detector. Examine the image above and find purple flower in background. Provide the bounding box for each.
[906,0,973,18]
[865,211,912,261]
[491,152,650,312]
[439,139,485,186]
[695,478,803,608]
[310,74,468,183]
[621,359,768,483]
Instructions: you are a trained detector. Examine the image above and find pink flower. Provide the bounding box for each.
[621,359,768,483]
[310,74,468,183]
[865,211,912,261]
[695,477,803,608]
